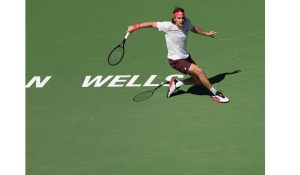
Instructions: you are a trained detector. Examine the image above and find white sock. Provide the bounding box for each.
[210,87,217,95]
[175,80,184,88]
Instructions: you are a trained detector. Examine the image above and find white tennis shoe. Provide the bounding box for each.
[167,77,179,98]
[211,91,230,103]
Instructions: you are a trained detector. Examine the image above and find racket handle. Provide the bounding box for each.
[160,81,166,85]
[125,32,130,39]
[159,81,168,86]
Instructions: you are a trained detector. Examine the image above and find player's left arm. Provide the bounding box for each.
[191,26,217,38]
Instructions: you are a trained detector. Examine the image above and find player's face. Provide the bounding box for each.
[174,16,185,27]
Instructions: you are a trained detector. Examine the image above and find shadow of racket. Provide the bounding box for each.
[133,81,169,102]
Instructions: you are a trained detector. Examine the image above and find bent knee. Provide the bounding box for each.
[188,64,204,76]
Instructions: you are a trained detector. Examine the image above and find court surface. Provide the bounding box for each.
[26,0,264,174]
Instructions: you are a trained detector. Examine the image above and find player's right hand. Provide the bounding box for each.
[127,26,134,32]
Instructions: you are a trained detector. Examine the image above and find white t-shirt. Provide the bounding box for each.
[157,18,194,60]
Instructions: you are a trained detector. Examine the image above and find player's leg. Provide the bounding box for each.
[186,63,230,103]
[167,58,192,97]
[167,58,203,97]
[167,76,197,98]
[167,57,229,102]
[181,74,200,85]
[186,63,212,89]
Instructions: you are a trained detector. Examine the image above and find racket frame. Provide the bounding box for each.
[108,32,130,66]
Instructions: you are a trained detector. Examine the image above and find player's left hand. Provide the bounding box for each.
[207,31,217,38]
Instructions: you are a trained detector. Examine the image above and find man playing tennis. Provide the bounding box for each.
[127,7,229,103]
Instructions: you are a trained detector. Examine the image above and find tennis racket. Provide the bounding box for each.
[108,32,130,66]
[133,81,169,102]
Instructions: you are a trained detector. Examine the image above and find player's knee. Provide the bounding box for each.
[194,67,204,77]
[189,64,205,78]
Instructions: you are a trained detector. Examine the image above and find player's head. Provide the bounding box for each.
[171,7,185,27]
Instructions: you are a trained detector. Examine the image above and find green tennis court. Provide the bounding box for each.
[26,0,264,174]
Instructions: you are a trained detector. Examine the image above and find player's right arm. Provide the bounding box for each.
[127,22,157,32]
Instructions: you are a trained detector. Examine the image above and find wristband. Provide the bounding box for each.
[132,24,141,31]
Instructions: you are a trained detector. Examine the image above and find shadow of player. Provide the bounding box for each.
[171,70,241,97]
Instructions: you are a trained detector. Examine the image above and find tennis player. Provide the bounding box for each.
[127,7,229,103]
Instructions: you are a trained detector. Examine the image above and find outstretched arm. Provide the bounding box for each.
[127,22,157,32]
[191,26,217,38]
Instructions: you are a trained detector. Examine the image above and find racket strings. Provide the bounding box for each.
[108,46,124,65]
